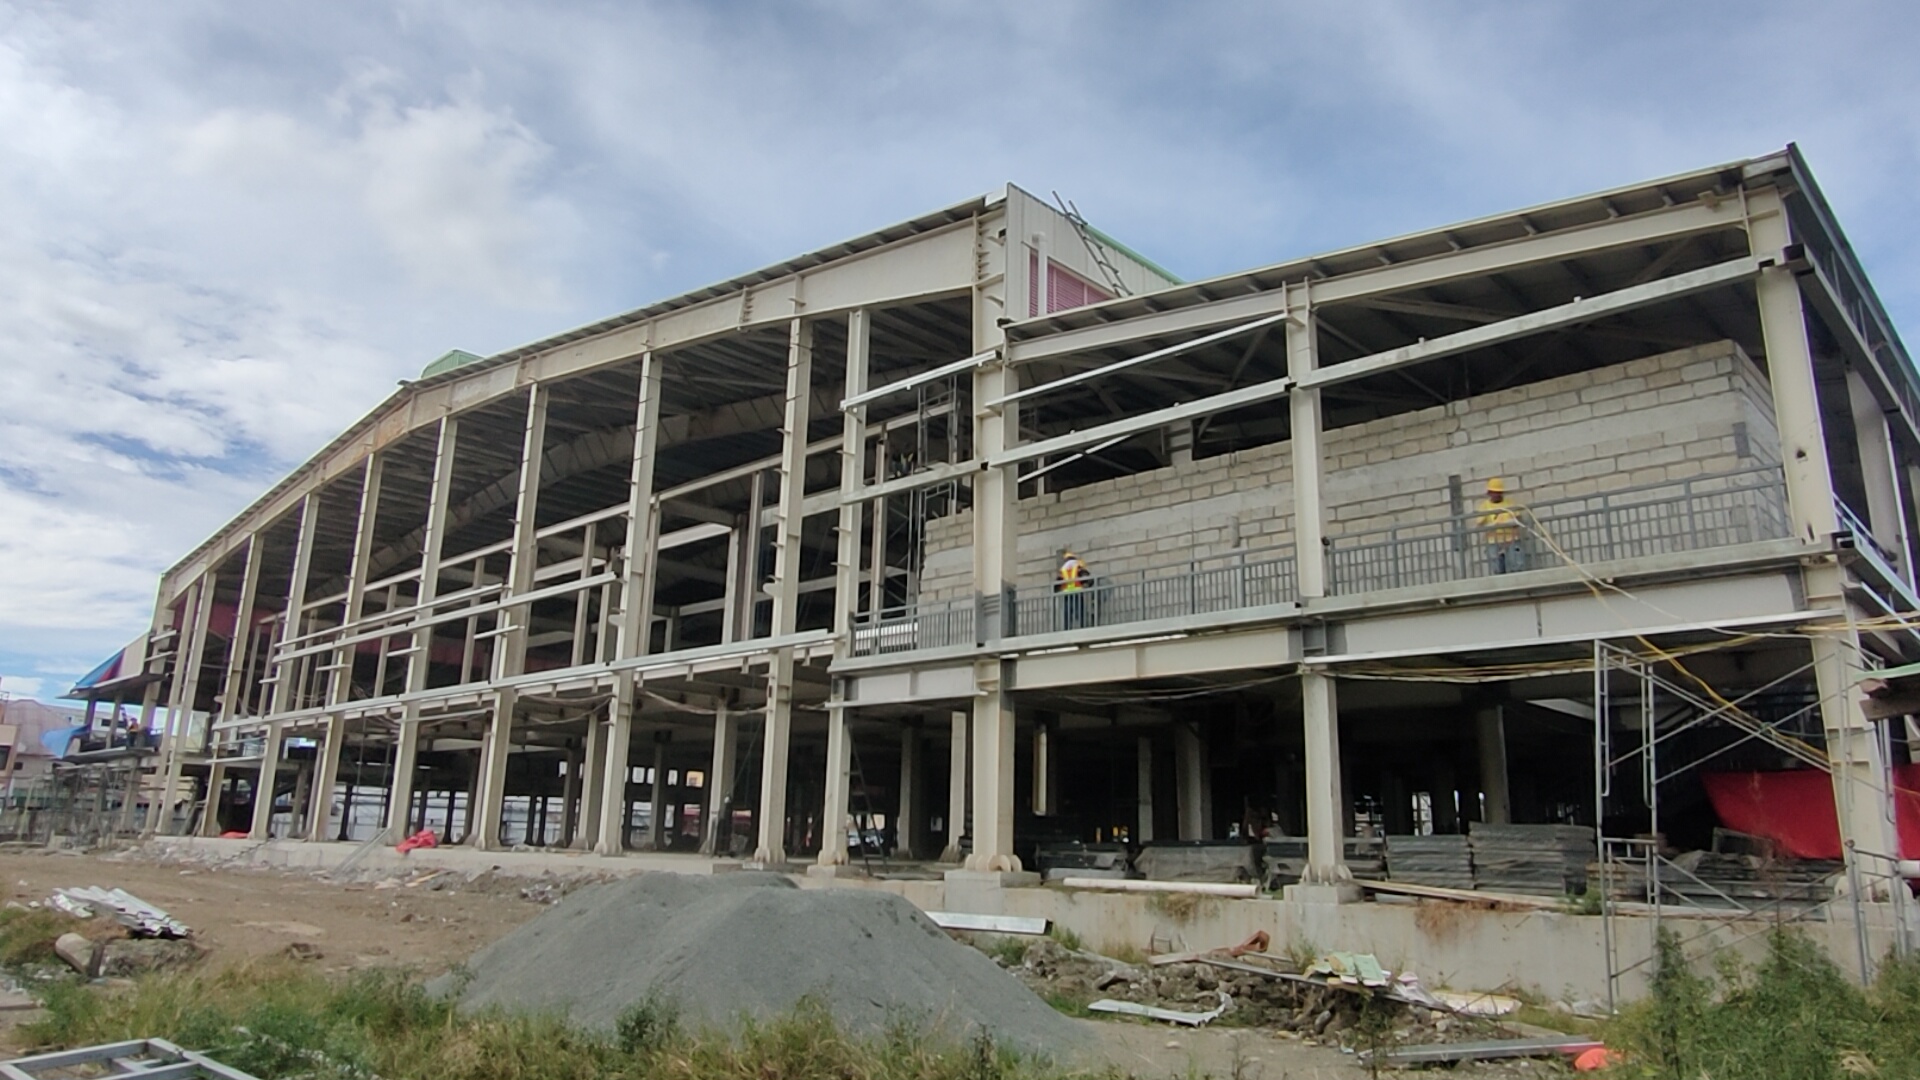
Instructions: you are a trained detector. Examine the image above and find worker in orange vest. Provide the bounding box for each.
[1057,549,1092,629]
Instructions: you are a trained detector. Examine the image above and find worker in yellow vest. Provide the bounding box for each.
[1057,549,1092,629]
[1476,477,1526,573]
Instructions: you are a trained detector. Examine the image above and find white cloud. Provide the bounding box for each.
[1,676,46,700]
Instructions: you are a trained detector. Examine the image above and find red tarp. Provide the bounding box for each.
[1701,764,1920,860]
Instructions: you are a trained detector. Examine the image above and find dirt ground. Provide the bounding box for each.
[0,848,548,974]
[0,849,1447,1077]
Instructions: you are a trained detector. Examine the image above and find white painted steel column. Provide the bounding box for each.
[817,707,853,866]
[966,662,1019,872]
[217,534,262,729]
[755,318,812,865]
[644,736,668,850]
[700,701,736,855]
[1031,720,1054,817]
[940,709,968,862]
[385,719,418,835]
[895,724,920,860]
[1753,193,1898,877]
[248,721,286,839]
[473,688,517,850]
[1847,368,1906,568]
[501,384,549,676]
[1175,723,1206,840]
[329,453,383,707]
[1136,736,1156,844]
[1298,670,1350,887]
[574,704,606,851]
[817,310,870,870]
[155,573,216,836]
[1476,706,1512,825]
[594,674,637,855]
[305,713,346,842]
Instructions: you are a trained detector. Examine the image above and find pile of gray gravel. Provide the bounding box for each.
[435,872,1086,1056]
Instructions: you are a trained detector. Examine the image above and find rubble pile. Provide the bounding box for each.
[995,937,1499,1050]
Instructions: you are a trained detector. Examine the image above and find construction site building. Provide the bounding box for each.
[68,147,1920,986]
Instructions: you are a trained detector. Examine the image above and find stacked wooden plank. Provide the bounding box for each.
[1383,834,1475,889]
[1468,823,1594,896]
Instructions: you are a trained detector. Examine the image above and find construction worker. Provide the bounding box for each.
[1056,549,1092,630]
[1476,477,1526,574]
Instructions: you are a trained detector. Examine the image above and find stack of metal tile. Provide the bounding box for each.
[1263,837,1385,889]
[1468,823,1595,895]
[1595,852,1840,908]
[1384,834,1475,889]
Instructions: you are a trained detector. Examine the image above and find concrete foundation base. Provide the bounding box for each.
[804,863,872,880]
[1284,882,1364,905]
[943,868,1042,914]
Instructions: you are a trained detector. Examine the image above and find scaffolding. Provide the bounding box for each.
[1592,640,1916,1009]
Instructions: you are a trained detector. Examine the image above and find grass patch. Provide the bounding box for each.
[19,962,1117,1080]
[0,906,87,966]
[983,935,1032,967]
[1608,926,1920,1079]
[1047,925,1085,953]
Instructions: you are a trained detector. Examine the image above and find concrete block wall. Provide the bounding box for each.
[919,340,1780,601]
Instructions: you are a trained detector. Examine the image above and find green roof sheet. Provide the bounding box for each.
[420,349,486,379]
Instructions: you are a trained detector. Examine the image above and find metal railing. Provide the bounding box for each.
[851,595,982,657]
[1007,543,1298,638]
[1328,465,1790,595]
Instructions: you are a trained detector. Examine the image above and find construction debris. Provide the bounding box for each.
[1057,877,1257,898]
[1360,1033,1606,1067]
[1088,991,1231,1026]
[53,887,190,938]
[53,932,100,977]
[925,911,1050,934]
[0,1038,262,1080]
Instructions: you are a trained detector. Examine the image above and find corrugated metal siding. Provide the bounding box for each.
[1029,251,1112,317]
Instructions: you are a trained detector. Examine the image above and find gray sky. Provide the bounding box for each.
[3,0,1917,699]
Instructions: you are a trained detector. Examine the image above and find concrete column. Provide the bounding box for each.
[1136,736,1156,844]
[385,715,419,836]
[1476,706,1512,825]
[573,706,605,851]
[1175,724,1206,840]
[305,715,345,842]
[816,706,853,866]
[249,722,285,840]
[964,671,1020,873]
[700,702,736,855]
[896,723,920,860]
[1847,367,1906,568]
[1294,670,1357,898]
[473,689,516,850]
[594,675,636,854]
[641,736,667,849]
[197,762,228,837]
[940,709,969,862]
[1811,628,1901,883]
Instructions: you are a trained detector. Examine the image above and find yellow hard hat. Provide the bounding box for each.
[1485,477,1506,494]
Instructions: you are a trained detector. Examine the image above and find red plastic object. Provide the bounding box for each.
[395,829,440,854]
[219,831,248,839]
[1701,763,1920,860]
[1573,1046,1619,1071]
